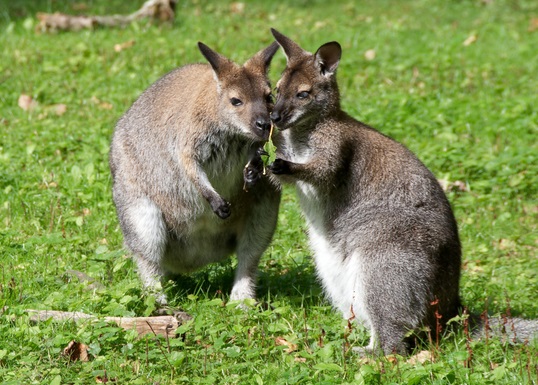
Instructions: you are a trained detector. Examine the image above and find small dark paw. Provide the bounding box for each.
[244,160,264,190]
[269,158,291,175]
[256,148,269,157]
[211,199,231,219]
[244,166,262,190]
[243,148,267,190]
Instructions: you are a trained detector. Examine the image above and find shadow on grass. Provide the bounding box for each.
[161,259,535,324]
[163,256,323,308]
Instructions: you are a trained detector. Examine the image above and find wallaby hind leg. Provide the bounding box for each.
[134,255,167,305]
[353,318,409,356]
[231,187,280,301]
[121,196,168,305]
[355,251,427,356]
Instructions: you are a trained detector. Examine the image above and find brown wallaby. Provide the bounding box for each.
[268,29,537,355]
[109,41,281,306]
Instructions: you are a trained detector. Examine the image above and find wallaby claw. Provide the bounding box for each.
[256,148,269,157]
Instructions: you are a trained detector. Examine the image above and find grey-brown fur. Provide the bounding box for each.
[109,42,281,305]
[268,29,536,355]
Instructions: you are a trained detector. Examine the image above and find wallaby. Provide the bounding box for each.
[109,41,281,306]
[268,29,537,355]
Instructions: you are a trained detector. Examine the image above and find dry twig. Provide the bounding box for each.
[36,0,177,33]
[26,309,191,338]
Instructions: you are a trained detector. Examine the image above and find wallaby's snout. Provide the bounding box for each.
[270,108,288,131]
[255,116,273,139]
[269,110,281,124]
[270,101,292,130]
[255,117,272,131]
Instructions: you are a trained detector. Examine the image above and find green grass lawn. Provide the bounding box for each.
[1,0,537,383]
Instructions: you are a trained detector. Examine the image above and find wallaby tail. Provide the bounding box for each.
[471,312,538,344]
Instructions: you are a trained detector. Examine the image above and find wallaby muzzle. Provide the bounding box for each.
[270,104,289,130]
[270,111,281,124]
[269,100,289,131]
[254,117,273,140]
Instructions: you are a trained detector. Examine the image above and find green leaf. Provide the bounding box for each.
[313,362,343,372]
[71,165,82,183]
[223,346,241,358]
[263,128,278,167]
[95,245,109,254]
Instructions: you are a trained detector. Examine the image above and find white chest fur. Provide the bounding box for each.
[278,129,312,164]
[296,175,370,328]
[278,128,370,325]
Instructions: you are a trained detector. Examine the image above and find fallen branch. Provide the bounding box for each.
[36,0,177,33]
[26,309,191,338]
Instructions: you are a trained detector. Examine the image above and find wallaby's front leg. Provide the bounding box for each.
[270,158,329,184]
[243,147,268,190]
[268,158,292,175]
[232,181,280,302]
[181,151,231,219]
[270,143,345,184]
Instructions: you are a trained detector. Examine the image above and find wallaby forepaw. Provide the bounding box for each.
[212,200,231,219]
[243,156,264,189]
[269,158,291,175]
[244,166,262,189]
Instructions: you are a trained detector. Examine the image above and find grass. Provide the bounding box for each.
[1,0,537,383]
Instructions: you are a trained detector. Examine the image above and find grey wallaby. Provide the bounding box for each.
[268,29,537,355]
[109,41,281,306]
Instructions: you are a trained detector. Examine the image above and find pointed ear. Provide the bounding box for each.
[270,28,306,63]
[315,42,342,76]
[244,41,280,74]
[198,42,233,76]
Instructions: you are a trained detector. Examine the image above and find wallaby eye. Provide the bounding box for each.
[230,98,243,106]
[266,94,275,104]
[296,91,310,99]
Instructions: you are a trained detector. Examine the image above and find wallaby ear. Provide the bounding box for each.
[314,42,342,76]
[198,42,233,76]
[270,28,306,64]
[244,41,280,74]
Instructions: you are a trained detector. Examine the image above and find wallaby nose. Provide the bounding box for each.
[255,119,272,131]
[270,111,281,123]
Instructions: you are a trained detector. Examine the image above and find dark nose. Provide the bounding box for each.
[255,119,271,131]
[270,111,281,123]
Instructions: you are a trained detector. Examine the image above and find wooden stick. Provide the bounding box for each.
[26,309,191,338]
[35,0,177,33]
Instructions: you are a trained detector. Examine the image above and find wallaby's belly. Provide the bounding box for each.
[162,218,238,273]
[308,222,371,326]
[159,182,247,274]
[296,181,371,325]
